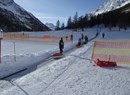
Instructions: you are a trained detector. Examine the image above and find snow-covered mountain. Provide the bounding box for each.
[95,0,130,15]
[0,0,50,32]
[45,23,56,31]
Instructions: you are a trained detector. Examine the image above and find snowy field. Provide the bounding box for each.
[0,28,130,95]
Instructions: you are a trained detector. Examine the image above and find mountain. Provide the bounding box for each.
[120,2,130,13]
[0,0,50,32]
[66,0,130,29]
[95,0,130,15]
[45,23,56,30]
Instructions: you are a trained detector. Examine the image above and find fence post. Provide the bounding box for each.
[0,30,3,63]
[14,42,16,62]
[90,41,96,63]
[0,39,2,63]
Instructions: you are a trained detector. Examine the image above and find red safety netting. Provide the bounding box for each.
[3,33,72,43]
[91,40,130,64]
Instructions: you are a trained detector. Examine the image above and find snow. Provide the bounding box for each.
[0,0,26,16]
[45,23,56,31]
[0,28,130,95]
[0,0,38,30]
[124,8,130,12]
[95,0,130,15]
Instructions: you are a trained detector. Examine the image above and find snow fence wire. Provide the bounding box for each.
[91,40,130,64]
[3,33,72,43]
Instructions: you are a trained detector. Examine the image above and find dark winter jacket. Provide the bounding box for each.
[85,35,88,42]
[59,38,64,49]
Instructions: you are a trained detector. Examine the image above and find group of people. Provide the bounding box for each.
[59,34,73,54]
[60,32,106,54]
[66,34,73,41]
[59,32,105,54]
[96,30,105,38]
[78,33,88,46]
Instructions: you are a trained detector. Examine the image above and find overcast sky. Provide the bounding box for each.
[14,0,104,25]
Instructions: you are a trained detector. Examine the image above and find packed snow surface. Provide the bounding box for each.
[0,28,130,95]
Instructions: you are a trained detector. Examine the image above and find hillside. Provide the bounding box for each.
[0,0,50,32]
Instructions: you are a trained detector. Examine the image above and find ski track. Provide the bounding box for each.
[0,32,99,95]
[36,41,95,95]
[21,40,95,95]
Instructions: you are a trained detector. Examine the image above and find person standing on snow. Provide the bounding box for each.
[96,32,99,37]
[84,35,88,44]
[81,33,84,42]
[71,34,73,41]
[102,33,105,38]
[59,37,64,54]
[78,38,82,46]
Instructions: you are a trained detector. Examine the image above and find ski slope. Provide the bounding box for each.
[0,28,130,95]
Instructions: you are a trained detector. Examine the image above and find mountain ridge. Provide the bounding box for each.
[45,23,56,31]
[0,0,50,32]
[95,0,130,15]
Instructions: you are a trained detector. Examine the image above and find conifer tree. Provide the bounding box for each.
[67,16,72,29]
[73,11,78,29]
[55,20,60,30]
[61,23,65,30]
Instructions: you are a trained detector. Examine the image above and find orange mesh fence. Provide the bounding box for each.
[43,35,51,39]
[91,40,130,64]
[3,33,72,43]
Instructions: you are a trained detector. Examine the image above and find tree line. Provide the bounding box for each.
[55,4,130,31]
